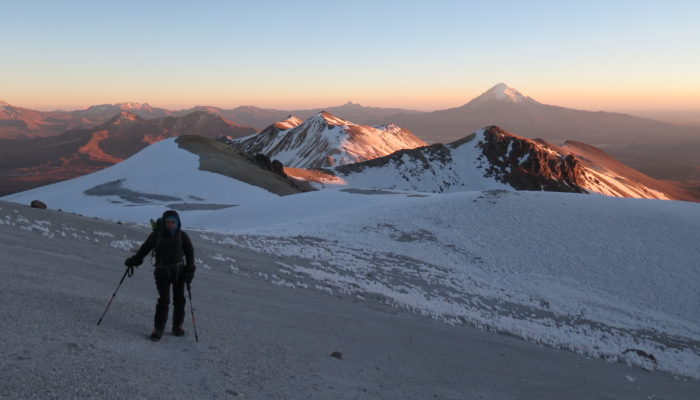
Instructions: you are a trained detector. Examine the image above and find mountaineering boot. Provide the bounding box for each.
[172,303,186,337]
[150,328,163,342]
[172,325,186,337]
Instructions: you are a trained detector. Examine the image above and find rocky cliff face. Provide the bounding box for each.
[335,143,452,174]
[478,126,587,193]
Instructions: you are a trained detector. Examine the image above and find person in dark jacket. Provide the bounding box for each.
[124,210,196,341]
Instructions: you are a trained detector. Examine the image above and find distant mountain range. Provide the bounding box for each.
[69,102,177,121]
[0,100,420,139]
[2,83,699,183]
[186,102,424,132]
[0,100,95,138]
[5,109,697,206]
[2,105,698,202]
[0,111,255,195]
[218,113,697,202]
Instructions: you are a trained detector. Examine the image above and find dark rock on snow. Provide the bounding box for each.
[30,200,47,209]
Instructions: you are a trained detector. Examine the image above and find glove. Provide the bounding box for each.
[124,256,142,267]
[183,265,196,285]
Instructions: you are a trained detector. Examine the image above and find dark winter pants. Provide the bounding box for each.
[154,264,186,332]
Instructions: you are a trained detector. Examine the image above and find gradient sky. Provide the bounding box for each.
[1,0,698,111]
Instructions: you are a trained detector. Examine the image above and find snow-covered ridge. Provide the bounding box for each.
[86,102,152,111]
[118,102,151,110]
[273,115,303,130]
[322,126,681,201]
[228,112,427,169]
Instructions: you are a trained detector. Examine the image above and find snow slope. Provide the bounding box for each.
[328,129,509,193]
[3,137,699,380]
[3,201,698,399]
[230,112,426,169]
[3,138,279,222]
[185,189,700,379]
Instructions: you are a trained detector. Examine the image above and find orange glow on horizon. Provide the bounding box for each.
[7,85,700,113]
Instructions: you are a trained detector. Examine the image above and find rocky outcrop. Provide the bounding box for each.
[30,200,47,209]
[336,143,451,174]
[252,154,286,178]
[477,126,588,193]
[180,135,313,195]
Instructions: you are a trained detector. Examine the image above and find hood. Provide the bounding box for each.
[161,209,181,235]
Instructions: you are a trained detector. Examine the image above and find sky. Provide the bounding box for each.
[1,0,699,112]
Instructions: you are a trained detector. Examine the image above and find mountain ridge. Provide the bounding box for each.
[3,85,699,182]
[225,112,427,169]
[313,125,699,202]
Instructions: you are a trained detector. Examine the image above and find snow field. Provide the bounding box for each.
[192,189,700,378]
[3,137,699,378]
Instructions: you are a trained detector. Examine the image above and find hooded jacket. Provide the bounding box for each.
[134,210,194,267]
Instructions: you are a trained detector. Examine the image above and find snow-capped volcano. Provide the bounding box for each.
[318,126,699,202]
[380,83,700,183]
[226,112,427,169]
[466,82,536,105]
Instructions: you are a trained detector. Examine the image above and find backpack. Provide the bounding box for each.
[150,218,163,232]
[149,218,164,266]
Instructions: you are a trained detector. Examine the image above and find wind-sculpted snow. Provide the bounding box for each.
[220,232,698,376]
[192,189,700,379]
[2,199,700,398]
[0,208,143,249]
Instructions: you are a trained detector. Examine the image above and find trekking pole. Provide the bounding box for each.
[97,266,133,325]
[186,282,199,342]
